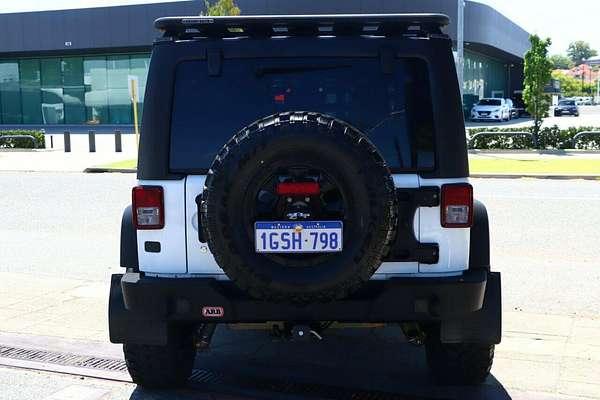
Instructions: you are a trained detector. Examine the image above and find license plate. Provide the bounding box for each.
[255,221,343,253]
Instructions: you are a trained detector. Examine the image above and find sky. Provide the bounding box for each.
[1,0,599,56]
[474,0,600,55]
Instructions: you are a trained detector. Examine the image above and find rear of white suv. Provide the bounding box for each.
[109,14,501,389]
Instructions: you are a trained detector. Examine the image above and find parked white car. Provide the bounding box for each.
[470,98,511,122]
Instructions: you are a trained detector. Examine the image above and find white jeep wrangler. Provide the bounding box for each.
[109,14,501,389]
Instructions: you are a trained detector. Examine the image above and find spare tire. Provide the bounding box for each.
[201,112,396,303]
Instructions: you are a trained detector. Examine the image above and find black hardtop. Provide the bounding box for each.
[155,14,449,40]
[138,13,468,181]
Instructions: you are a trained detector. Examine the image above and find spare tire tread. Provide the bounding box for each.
[202,112,397,303]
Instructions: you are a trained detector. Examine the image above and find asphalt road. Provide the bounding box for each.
[466,104,600,130]
[0,172,133,281]
[1,172,599,316]
[476,178,600,316]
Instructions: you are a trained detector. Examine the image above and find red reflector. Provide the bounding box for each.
[276,182,320,196]
[274,94,285,103]
[441,183,473,228]
[132,186,164,229]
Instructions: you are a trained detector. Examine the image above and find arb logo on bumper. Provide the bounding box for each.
[202,306,224,318]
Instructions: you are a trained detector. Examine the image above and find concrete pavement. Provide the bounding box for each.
[0,149,134,173]
[0,365,251,400]
[0,367,134,400]
[1,271,599,399]
[0,273,108,342]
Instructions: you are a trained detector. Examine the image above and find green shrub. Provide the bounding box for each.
[0,130,45,149]
[467,126,600,150]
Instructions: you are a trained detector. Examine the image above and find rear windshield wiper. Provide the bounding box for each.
[255,64,350,78]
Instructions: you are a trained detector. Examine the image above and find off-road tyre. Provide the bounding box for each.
[425,326,494,385]
[124,340,196,388]
[201,112,397,303]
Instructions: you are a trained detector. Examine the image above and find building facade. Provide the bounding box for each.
[0,0,530,130]
[0,54,149,126]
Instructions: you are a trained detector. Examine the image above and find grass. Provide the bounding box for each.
[95,157,600,175]
[96,159,137,170]
[469,157,600,175]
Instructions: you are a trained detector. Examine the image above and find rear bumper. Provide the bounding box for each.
[109,270,501,344]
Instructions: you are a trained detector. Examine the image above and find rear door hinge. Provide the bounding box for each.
[383,187,440,264]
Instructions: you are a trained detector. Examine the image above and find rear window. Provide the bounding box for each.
[169,57,435,172]
[478,99,502,106]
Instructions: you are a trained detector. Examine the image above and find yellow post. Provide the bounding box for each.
[130,78,140,150]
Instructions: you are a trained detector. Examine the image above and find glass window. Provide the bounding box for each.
[107,56,129,89]
[41,58,62,87]
[0,53,150,126]
[107,55,132,123]
[129,54,150,117]
[62,57,85,124]
[62,57,84,87]
[169,57,435,172]
[0,61,22,124]
[478,99,502,106]
[559,100,575,106]
[107,88,131,124]
[20,59,43,124]
[41,58,64,124]
[64,88,86,124]
[84,57,109,124]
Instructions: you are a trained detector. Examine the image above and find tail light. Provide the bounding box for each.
[441,183,473,228]
[132,186,164,229]
[276,182,320,196]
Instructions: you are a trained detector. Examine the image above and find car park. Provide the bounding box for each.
[109,14,501,389]
[470,98,511,122]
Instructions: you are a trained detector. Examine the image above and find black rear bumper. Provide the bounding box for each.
[109,270,501,345]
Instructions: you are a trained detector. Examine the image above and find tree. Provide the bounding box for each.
[523,34,553,138]
[551,71,595,97]
[203,0,240,16]
[549,54,574,70]
[567,41,598,65]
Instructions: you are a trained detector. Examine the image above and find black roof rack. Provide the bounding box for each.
[155,14,449,40]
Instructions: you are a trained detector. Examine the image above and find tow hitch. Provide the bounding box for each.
[291,325,323,341]
[271,322,329,341]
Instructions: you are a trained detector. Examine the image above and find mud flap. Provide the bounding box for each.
[440,272,501,344]
[108,274,169,345]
